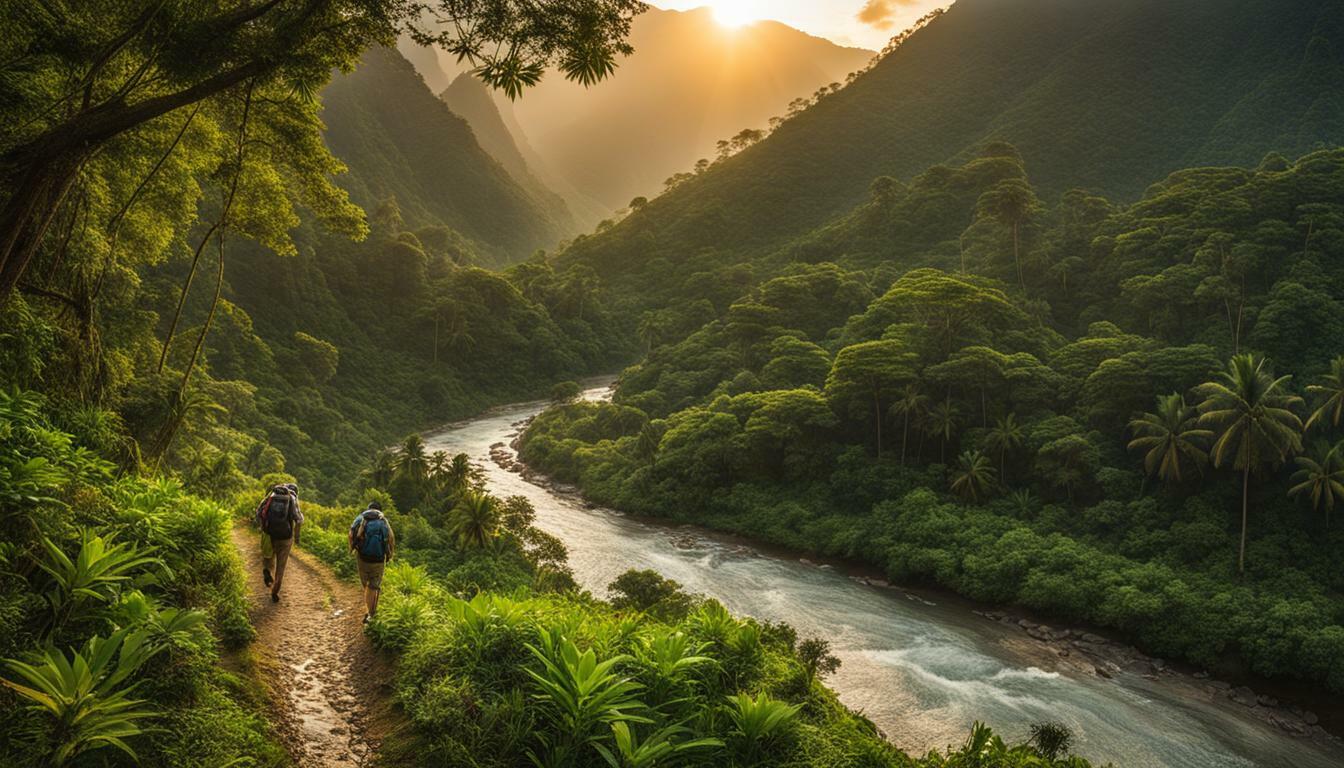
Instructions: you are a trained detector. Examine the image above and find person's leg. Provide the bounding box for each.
[270,537,292,600]
[260,533,274,586]
[363,561,384,618]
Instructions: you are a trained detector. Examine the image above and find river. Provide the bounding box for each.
[422,385,1344,768]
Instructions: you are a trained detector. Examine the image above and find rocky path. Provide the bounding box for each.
[230,526,397,767]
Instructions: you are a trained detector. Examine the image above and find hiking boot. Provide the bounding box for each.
[362,613,371,625]
[271,592,280,603]
[263,568,273,587]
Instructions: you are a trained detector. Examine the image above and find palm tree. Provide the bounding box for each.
[1195,354,1303,573]
[1289,440,1344,529]
[449,490,499,549]
[950,450,997,504]
[1126,394,1211,489]
[445,453,475,491]
[889,384,927,466]
[982,413,1024,482]
[976,178,1041,291]
[395,434,429,482]
[1305,355,1344,432]
[637,422,662,467]
[363,448,397,489]
[922,398,962,465]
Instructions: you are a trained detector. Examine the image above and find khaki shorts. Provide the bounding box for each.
[357,558,385,591]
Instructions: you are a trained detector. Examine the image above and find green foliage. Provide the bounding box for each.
[520,147,1344,698]
[2,627,160,766]
[0,391,277,766]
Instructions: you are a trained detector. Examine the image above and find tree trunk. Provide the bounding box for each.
[873,386,882,458]
[0,158,84,303]
[177,231,226,399]
[158,221,220,372]
[1239,467,1250,574]
[1012,220,1024,290]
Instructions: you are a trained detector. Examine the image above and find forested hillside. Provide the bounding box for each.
[438,73,583,231]
[521,145,1344,701]
[322,46,574,263]
[557,0,1344,290]
[502,6,874,209]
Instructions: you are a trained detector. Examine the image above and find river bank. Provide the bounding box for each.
[500,438,1341,750]
[422,386,1344,767]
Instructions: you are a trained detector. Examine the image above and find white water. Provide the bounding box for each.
[423,385,1344,768]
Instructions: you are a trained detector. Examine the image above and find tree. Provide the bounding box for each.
[1126,394,1211,489]
[825,340,917,458]
[950,449,997,504]
[551,381,582,405]
[395,434,429,482]
[975,178,1042,291]
[637,422,663,467]
[1305,355,1344,432]
[922,397,962,464]
[1289,440,1344,529]
[889,384,928,466]
[796,638,840,683]
[607,569,695,620]
[0,0,647,306]
[983,413,1024,482]
[1195,354,1303,573]
[449,490,500,549]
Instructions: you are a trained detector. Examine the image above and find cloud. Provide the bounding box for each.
[855,0,919,31]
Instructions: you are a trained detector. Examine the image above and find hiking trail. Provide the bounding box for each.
[230,526,397,767]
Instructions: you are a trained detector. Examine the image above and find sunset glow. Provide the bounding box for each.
[707,1,765,28]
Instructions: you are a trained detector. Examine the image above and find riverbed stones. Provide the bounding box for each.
[1231,686,1257,706]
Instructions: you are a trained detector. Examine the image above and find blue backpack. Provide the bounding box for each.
[354,512,389,561]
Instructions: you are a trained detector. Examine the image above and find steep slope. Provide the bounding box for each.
[320,46,570,264]
[560,0,1344,280]
[438,73,582,232]
[508,6,874,209]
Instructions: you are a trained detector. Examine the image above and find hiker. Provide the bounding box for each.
[349,501,394,624]
[255,483,303,602]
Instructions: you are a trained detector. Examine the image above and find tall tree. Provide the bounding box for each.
[825,340,917,458]
[0,0,647,306]
[1195,354,1303,573]
[975,178,1042,291]
[983,413,1024,482]
[1289,440,1344,529]
[889,384,927,467]
[1305,355,1344,432]
[1126,394,1211,489]
[949,449,997,504]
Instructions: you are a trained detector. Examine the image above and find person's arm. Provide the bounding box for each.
[386,521,395,562]
[291,500,302,546]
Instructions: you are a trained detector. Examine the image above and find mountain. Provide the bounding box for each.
[503,6,874,209]
[320,46,571,264]
[560,0,1344,282]
[439,73,605,230]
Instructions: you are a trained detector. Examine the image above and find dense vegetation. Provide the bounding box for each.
[281,437,1104,767]
[0,390,283,767]
[554,0,1344,294]
[520,146,1344,696]
[323,46,575,263]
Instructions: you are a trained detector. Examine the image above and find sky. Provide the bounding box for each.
[653,0,946,50]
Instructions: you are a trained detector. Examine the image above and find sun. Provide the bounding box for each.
[708,1,763,29]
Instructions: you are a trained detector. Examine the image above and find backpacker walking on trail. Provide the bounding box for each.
[255,483,303,603]
[349,501,394,624]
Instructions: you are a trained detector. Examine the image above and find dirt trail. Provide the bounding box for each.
[230,526,397,767]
